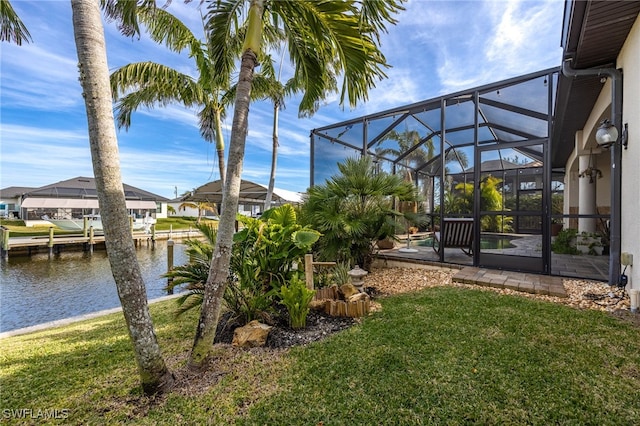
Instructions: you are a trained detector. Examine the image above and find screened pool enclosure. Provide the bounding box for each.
[310,68,575,276]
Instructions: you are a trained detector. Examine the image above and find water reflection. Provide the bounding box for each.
[0,241,188,332]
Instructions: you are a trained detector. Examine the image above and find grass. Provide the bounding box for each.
[1,287,639,424]
[153,216,218,231]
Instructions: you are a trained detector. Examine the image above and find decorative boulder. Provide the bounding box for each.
[232,320,273,348]
[348,292,370,303]
[309,300,327,311]
[339,283,360,300]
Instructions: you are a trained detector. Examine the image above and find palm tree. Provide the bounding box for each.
[110,6,238,187]
[70,0,173,395]
[376,129,470,216]
[258,53,287,212]
[258,42,329,212]
[189,0,405,368]
[178,201,218,224]
[0,0,31,45]
[376,129,434,215]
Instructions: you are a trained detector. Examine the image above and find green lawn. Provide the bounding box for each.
[153,216,218,231]
[1,287,638,425]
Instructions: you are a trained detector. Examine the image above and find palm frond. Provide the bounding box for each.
[136,5,199,53]
[0,0,32,45]
[204,0,244,89]
[110,62,203,129]
[174,290,204,316]
[101,0,158,37]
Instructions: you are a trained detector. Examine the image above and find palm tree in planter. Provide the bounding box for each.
[190,0,406,369]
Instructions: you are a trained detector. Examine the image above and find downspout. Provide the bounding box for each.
[561,58,622,286]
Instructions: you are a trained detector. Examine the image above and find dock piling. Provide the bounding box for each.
[1,227,9,260]
[48,227,54,258]
[167,239,174,294]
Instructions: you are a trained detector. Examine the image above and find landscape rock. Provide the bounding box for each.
[339,284,359,299]
[309,300,327,311]
[232,320,273,348]
[348,292,370,303]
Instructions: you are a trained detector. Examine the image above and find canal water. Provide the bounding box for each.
[0,241,189,332]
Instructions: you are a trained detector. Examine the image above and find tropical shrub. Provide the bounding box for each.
[300,156,417,270]
[234,204,321,294]
[164,222,218,316]
[314,261,352,288]
[164,206,319,325]
[279,273,315,329]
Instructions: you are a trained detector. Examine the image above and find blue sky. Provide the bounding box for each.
[1,0,564,199]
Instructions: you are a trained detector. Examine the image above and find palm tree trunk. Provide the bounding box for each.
[264,100,279,211]
[71,0,172,394]
[214,108,226,187]
[190,48,259,368]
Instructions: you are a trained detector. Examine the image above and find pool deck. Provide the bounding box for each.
[375,232,610,297]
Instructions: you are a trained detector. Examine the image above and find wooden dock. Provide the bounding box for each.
[0,226,202,259]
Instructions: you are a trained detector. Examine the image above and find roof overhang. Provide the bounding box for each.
[553,0,640,168]
[183,180,302,205]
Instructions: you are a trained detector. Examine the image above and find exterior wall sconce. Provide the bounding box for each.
[595,119,628,149]
[595,119,618,148]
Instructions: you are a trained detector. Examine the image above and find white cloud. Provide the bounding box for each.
[485,0,563,74]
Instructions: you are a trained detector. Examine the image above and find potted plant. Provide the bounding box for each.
[551,219,563,237]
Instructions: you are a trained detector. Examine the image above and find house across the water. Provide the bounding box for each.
[0,176,170,225]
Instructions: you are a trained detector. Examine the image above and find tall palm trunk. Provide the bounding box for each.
[189,0,263,369]
[71,0,172,394]
[214,108,226,187]
[264,99,279,211]
[190,50,257,368]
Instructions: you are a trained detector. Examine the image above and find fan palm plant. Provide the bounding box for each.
[301,156,417,270]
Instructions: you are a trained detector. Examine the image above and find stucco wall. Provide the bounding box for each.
[618,16,640,290]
